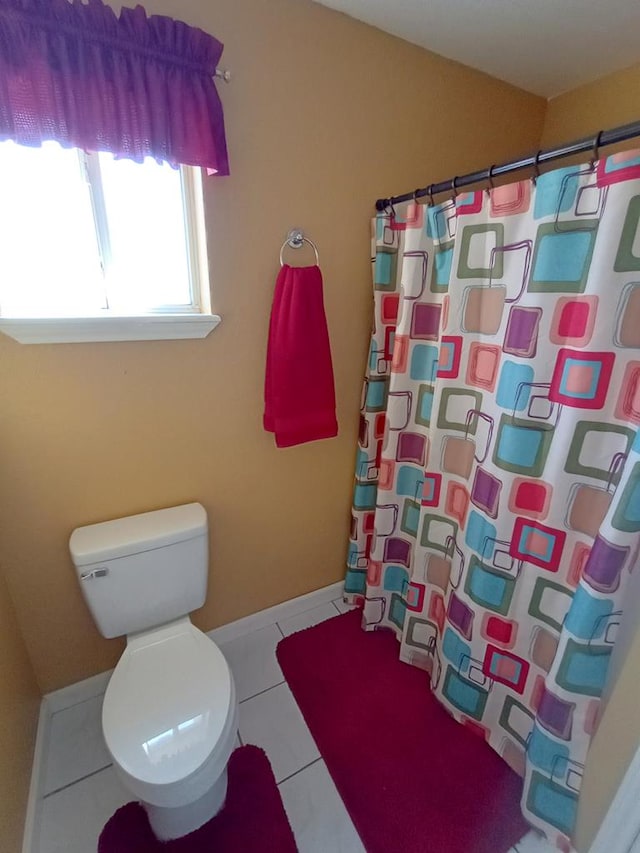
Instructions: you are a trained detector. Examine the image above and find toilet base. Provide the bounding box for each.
[144,768,228,841]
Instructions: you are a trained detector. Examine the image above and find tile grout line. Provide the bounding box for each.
[50,693,105,720]
[239,679,286,705]
[42,762,113,799]
[276,756,322,787]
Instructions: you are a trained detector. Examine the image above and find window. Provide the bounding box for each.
[0,141,219,343]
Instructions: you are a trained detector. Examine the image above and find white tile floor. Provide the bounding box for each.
[32,596,551,853]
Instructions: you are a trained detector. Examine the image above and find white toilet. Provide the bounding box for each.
[69,502,238,841]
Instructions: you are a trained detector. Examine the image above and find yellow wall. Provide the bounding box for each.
[541,61,640,148]
[0,569,40,852]
[541,61,640,853]
[0,0,546,693]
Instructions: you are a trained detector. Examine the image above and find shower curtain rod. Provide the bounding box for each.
[375,118,640,212]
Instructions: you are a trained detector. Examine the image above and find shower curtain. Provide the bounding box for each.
[345,150,640,849]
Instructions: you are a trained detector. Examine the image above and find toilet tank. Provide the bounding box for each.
[69,503,208,639]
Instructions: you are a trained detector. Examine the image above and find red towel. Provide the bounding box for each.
[264,264,338,448]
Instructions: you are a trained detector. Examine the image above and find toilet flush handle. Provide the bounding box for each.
[80,567,109,580]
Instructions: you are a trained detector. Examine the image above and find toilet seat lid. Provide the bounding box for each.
[103,620,233,786]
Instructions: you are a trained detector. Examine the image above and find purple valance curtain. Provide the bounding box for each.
[0,0,229,174]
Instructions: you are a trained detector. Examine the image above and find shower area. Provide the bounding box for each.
[345,124,640,850]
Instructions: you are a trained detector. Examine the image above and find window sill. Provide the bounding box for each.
[0,314,221,344]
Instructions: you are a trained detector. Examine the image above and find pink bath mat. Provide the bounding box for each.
[277,610,529,853]
[98,745,297,852]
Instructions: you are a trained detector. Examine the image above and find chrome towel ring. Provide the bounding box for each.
[280,229,320,266]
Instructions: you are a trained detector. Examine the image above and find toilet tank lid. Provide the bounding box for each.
[69,503,207,567]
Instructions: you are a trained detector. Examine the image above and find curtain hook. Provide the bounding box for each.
[532,150,542,185]
[385,199,396,219]
[450,176,459,203]
[413,188,422,206]
[428,184,435,207]
[590,130,603,170]
[486,164,496,195]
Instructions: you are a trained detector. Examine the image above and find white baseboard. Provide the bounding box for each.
[46,669,113,715]
[21,697,51,853]
[208,580,345,645]
[23,579,345,852]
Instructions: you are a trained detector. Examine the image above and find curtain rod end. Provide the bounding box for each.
[375,198,388,212]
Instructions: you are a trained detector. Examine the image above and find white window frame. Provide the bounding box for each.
[0,157,220,345]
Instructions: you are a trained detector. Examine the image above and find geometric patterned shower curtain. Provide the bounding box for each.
[345,150,640,849]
